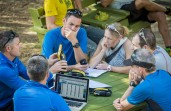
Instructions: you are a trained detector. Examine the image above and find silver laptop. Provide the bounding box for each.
[55,74,89,111]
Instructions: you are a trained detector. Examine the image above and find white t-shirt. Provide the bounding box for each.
[154,46,171,74]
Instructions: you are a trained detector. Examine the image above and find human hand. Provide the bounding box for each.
[95,61,108,70]
[101,38,107,50]
[49,60,68,74]
[74,63,89,71]
[64,27,79,44]
[113,98,123,111]
[129,69,142,84]
[48,53,59,67]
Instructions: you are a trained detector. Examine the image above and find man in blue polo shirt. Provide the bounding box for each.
[14,55,70,111]
[0,30,68,110]
[0,30,30,110]
[113,49,171,111]
[42,9,88,71]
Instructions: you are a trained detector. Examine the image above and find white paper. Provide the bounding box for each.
[89,80,112,88]
[85,68,107,77]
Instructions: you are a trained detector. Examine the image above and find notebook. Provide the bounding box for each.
[85,68,107,77]
[55,74,89,111]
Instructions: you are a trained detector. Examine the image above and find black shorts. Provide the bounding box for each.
[121,1,155,23]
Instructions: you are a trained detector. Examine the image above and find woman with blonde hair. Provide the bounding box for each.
[89,23,133,74]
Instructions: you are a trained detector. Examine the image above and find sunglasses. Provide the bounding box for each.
[3,30,17,47]
[106,24,121,36]
[67,9,82,17]
[31,54,46,59]
[139,28,148,44]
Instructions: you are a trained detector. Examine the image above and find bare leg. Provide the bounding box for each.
[135,0,166,12]
[148,12,171,47]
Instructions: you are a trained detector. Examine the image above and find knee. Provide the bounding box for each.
[136,0,150,7]
[154,12,166,21]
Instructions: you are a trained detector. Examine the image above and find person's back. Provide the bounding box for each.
[154,46,171,74]
[131,70,171,111]
[14,81,70,111]
[14,55,70,111]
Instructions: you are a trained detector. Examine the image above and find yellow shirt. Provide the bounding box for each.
[44,0,73,26]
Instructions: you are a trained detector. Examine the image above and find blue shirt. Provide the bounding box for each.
[42,27,87,65]
[14,81,70,111]
[0,52,29,108]
[127,70,171,111]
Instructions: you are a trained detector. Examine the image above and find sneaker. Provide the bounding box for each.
[165,48,171,56]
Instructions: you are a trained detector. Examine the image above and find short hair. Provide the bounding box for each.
[65,9,82,19]
[105,23,129,38]
[27,55,49,82]
[138,28,156,50]
[0,30,19,52]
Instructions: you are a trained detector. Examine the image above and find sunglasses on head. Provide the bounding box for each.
[67,9,82,17]
[31,54,46,59]
[106,24,121,36]
[139,28,148,44]
[3,30,17,47]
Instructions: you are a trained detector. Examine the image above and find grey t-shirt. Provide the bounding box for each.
[154,46,171,74]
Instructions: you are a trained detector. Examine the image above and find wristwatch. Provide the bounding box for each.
[129,81,137,87]
[107,65,112,71]
[73,43,80,48]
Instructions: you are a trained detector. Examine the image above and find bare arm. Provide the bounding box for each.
[89,39,106,68]
[113,87,135,111]
[124,39,133,59]
[64,27,87,63]
[46,16,59,30]
[111,66,131,74]
[73,46,88,63]
[100,0,113,7]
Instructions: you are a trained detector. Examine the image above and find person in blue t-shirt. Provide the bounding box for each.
[14,55,70,111]
[42,9,88,71]
[113,49,171,111]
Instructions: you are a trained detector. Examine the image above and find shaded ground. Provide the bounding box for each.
[0,0,170,64]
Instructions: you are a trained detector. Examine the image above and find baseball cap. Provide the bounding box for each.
[124,49,155,69]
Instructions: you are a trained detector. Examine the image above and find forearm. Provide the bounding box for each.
[120,86,134,102]
[67,65,76,71]
[100,0,113,7]
[73,47,87,63]
[111,66,131,74]
[89,49,106,68]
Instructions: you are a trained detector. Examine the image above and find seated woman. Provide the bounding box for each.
[89,23,133,74]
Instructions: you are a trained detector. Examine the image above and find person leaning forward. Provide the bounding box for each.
[42,9,88,71]
[113,49,171,111]
[14,55,70,111]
